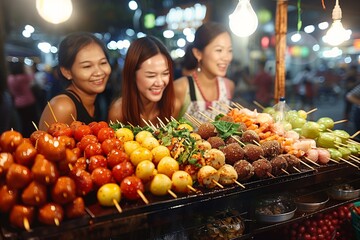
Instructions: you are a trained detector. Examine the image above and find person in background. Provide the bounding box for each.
[38,32,111,130]
[108,36,180,127]
[0,59,15,133]
[174,22,235,122]
[251,60,274,107]
[292,65,316,110]
[346,83,360,136]
[343,65,359,119]
[7,60,39,137]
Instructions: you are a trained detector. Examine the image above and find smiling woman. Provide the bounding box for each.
[38,32,111,130]
[108,36,180,127]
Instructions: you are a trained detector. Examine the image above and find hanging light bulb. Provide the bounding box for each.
[229,0,258,37]
[36,0,73,24]
[323,0,351,46]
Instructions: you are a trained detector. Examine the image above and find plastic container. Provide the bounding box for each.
[273,97,291,122]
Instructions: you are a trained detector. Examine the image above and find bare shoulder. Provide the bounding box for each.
[224,77,235,97]
[174,76,189,99]
[39,95,76,130]
[108,97,123,122]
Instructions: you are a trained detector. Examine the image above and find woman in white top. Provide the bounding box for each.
[174,22,235,123]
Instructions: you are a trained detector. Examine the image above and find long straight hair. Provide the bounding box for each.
[121,36,174,126]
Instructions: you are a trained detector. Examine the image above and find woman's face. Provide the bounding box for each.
[66,42,111,95]
[199,32,233,77]
[136,53,170,103]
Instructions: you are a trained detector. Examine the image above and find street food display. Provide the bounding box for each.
[0,103,359,239]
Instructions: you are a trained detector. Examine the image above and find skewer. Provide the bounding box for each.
[70,114,76,121]
[171,116,179,123]
[351,155,360,160]
[304,157,321,167]
[230,136,245,147]
[219,102,233,110]
[156,117,167,129]
[127,122,135,128]
[349,156,360,164]
[267,172,275,178]
[23,217,30,232]
[299,159,316,171]
[253,101,265,110]
[306,108,318,115]
[329,158,339,164]
[234,180,246,189]
[281,168,290,175]
[212,179,224,189]
[231,101,244,109]
[339,157,359,169]
[54,217,60,226]
[142,118,154,131]
[252,140,260,146]
[209,106,227,115]
[293,166,302,173]
[164,117,170,123]
[185,113,201,127]
[167,189,178,198]
[351,130,360,139]
[47,102,58,122]
[32,121,39,131]
[198,112,213,122]
[85,207,95,218]
[187,185,198,192]
[45,176,50,183]
[137,190,149,204]
[334,119,347,125]
[44,121,49,128]
[113,199,122,213]
[347,139,359,144]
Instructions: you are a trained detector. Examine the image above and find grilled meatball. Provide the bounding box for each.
[244,144,264,162]
[207,136,225,149]
[270,155,288,176]
[233,160,254,181]
[261,140,282,158]
[252,159,272,179]
[221,143,245,165]
[197,122,217,140]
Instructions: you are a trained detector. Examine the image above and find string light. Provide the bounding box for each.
[229,0,258,37]
[323,0,351,46]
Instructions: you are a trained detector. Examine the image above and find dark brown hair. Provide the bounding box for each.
[121,36,174,126]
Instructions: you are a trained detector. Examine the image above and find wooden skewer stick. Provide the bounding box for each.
[113,199,122,213]
[47,102,58,122]
[351,155,360,160]
[212,179,224,189]
[252,140,260,146]
[45,176,50,183]
[164,117,170,123]
[219,102,233,110]
[347,139,359,144]
[253,101,265,110]
[32,121,39,131]
[137,190,149,204]
[44,121,49,128]
[167,189,178,198]
[209,106,227,115]
[329,158,339,164]
[171,116,179,123]
[267,172,275,178]
[339,157,360,169]
[198,112,213,122]
[230,136,245,147]
[54,217,60,226]
[70,114,76,121]
[187,185,198,193]
[299,159,316,171]
[293,166,302,173]
[306,108,318,115]
[349,156,360,164]
[127,122,135,128]
[281,168,290,175]
[351,130,360,139]
[234,180,246,189]
[23,217,30,232]
[304,157,321,167]
[156,117,167,129]
[185,113,201,127]
[334,119,348,125]
[231,101,244,109]
[142,118,154,131]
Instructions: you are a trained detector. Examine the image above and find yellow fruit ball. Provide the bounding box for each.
[172,170,193,193]
[135,130,153,144]
[149,174,172,196]
[190,133,202,141]
[177,123,193,132]
[151,145,171,166]
[97,183,121,207]
[157,156,179,178]
[136,160,156,182]
[130,147,153,166]
[115,128,134,142]
[124,140,141,156]
[141,137,160,150]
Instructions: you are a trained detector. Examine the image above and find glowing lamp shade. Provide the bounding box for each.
[229,0,258,37]
[36,0,73,24]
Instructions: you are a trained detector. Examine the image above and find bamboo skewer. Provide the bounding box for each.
[306,108,318,115]
[351,130,360,139]
[329,158,339,164]
[333,119,347,125]
[299,159,316,171]
[209,106,227,116]
[185,113,201,127]
[212,179,224,189]
[187,185,198,193]
[234,180,246,189]
[304,157,321,167]
[44,121,49,128]
[267,172,275,178]
[23,217,30,232]
[230,135,245,147]
[281,168,290,175]
[198,112,213,122]
[70,114,76,121]
[253,101,265,110]
[349,156,360,164]
[113,199,122,213]
[47,102,58,122]
[54,217,60,226]
[293,166,302,173]
[32,121,39,131]
[168,189,178,198]
[339,157,359,169]
[137,190,149,204]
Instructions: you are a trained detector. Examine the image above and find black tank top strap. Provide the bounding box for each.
[187,76,197,101]
[62,90,97,124]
